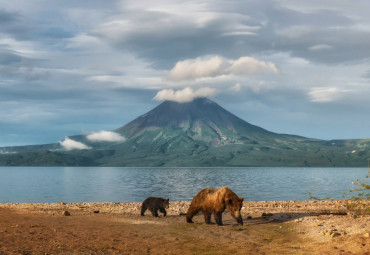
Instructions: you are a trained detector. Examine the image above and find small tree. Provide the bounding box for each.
[342,169,369,215]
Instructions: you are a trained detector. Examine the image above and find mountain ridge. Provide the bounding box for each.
[0,97,369,166]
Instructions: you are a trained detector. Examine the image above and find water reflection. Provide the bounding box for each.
[0,167,367,203]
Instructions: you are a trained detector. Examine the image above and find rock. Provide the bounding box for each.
[363,233,370,238]
[59,201,65,205]
[247,216,252,219]
[347,211,357,219]
[331,232,341,238]
[262,212,273,217]
[93,210,100,214]
[62,211,70,216]
[321,230,332,236]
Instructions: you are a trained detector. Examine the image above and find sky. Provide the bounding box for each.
[1,0,370,147]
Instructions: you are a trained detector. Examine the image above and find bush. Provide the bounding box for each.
[342,170,369,215]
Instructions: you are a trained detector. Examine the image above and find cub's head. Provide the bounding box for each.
[226,196,244,226]
[161,198,169,209]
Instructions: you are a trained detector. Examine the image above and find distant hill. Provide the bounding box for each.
[0,98,369,166]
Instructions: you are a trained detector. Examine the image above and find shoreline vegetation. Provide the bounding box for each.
[1,201,369,254]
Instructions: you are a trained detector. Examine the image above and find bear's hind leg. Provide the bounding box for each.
[186,208,199,223]
[214,211,223,226]
[140,204,147,216]
[159,207,167,217]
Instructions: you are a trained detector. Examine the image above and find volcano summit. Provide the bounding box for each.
[0,98,369,166]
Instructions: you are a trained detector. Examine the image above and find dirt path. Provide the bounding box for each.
[0,201,369,254]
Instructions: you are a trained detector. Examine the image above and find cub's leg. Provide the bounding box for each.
[159,207,167,217]
[150,208,159,217]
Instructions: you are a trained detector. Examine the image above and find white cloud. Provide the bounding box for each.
[222,31,257,36]
[227,56,280,75]
[167,55,279,81]
[65,34,104,50]
[309,44,333,51]
[308,87,349,102]
[167,56,226,81]
[86,131,126,142]
[153,87,217,103]
[230,83,242,92]
[59,138,91,150]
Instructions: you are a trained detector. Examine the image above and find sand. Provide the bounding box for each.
[0,200,369,254]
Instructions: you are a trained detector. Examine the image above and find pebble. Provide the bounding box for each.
[321,229,342,238]
[62,211,70,216]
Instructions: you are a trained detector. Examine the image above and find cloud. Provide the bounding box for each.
[308,44,333,51]
[230,83,242,92]
[308,87,349,103]
[167,56,279,81]
[153,87,217,103]
[59,138,91,150]
[86,130,126,142]
[227,56,279,75]
[65,33,104,50]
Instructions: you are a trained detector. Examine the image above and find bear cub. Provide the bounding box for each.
[141,197,169,217]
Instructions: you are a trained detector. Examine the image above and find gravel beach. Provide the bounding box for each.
[0,200,369,254]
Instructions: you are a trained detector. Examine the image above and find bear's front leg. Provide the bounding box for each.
[214,211,223,226]
[159,207,167,217]
[203,212,212,224]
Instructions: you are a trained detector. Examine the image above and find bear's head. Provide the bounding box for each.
[162,198,170,209]
[226,196,244,225]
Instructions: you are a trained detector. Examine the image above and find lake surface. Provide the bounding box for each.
[0,167,368,203]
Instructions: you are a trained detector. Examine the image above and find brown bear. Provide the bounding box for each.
[141,197,169,217]
[186,187,244,226]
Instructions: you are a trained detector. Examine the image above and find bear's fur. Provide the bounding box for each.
[141,197,169,217]
[186,187,244,226]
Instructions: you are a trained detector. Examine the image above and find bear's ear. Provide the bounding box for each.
[239,197,244,202]
[228,198,233,205]
[167,199,169,202]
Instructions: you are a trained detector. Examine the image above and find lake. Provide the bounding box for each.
[0,167,368,203]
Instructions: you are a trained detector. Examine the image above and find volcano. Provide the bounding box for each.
[116,97,275,146]
[0,98,369,166]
